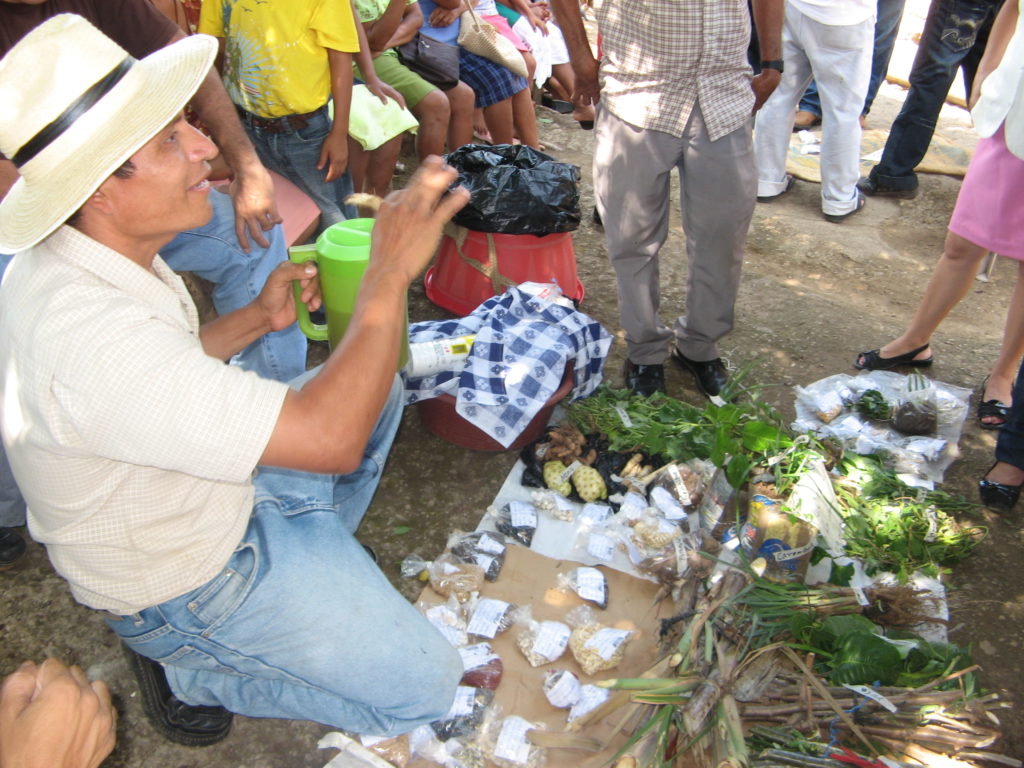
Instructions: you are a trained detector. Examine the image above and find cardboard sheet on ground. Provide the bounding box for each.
[786,127,976,184]
[415,545,668,768]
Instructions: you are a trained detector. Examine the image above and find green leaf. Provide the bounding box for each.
[392,525,411,535]
[742,420,790,453]
[828,630,903,685]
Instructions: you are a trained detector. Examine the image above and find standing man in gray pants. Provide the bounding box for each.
[551,0,783,399]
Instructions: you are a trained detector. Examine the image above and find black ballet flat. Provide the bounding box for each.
[854,343,933,371]
[979,462,1023,512]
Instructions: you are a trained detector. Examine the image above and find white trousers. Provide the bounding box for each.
[754,7,874,215]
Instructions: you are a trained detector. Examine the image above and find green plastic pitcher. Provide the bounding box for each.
[289,219,409,370]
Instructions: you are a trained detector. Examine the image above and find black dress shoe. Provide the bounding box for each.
[0,527,26,571]
[856,175,918,199]
[623,360,665,397]
[123,644,233,746]
[671,348,728,400]
[979,462,1023,513]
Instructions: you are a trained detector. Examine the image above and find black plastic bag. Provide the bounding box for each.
[445,144,580,234]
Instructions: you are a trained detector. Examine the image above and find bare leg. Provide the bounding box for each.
[511,87,539,149]
[872,231,989,362]
[986,461,1024,485]
[365,135,403,198]
[347,137,369,193]
[445,82,475,150]
[410,89,450,160]
[473,108,491,142]
[482,98,514,145]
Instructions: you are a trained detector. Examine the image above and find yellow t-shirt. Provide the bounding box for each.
[199,0,359,118]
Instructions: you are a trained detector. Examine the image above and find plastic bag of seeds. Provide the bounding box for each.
[466,596,517,639]
[429,552,486,602]
[489,501,538,547]
[484,715,547,768]
[419,595,469,647]
[542,668,581,709]
[359,733,411,767]
[566,605,635,675]
[558,566,609,609]
[530,488,577,522]
[569,507,617,564]
[432,686,495,741]
[448,530,508,581]
[647,462,703,519]
[458,642,504,690]
[629,510,682,553]
[514,609,571,667]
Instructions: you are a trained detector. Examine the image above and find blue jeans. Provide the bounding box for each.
[161,189,308,383]
[866,0,1001,192]
[997,362,1024,471]
[105,375,462,735]
[240,106,356,231]
[799,0,907,117]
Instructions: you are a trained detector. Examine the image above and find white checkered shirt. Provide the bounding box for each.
[597,0,756,141]
[0,227,288,613]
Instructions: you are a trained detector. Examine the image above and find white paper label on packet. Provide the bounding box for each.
[544,671,581,708]
[477,533,505,555]
[651,486,687,520]
[533,621,571,661]
[618,493,646,520]
[585,628,631,660]
[586,532,615,561]
[773,540,815,562]
[494,716,533,764]
[574,567,606,602]
[435,623,465,647]
[444,686,477,718]
[687,511,700,535]
[673,537,690,577]
[569,684,611,722]
[467,598,509,638]
[558,460,582,486]
[553,494,576,520]
[613,405,633,428]
[664,464,692,505]
[458,642,497,670]
[441,560,460,575]
[579,502,613,525]
[842,684,898,713]
[509,501,538,529]
[924,507,939,543]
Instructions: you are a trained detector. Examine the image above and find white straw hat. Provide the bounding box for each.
[0,14,217,252]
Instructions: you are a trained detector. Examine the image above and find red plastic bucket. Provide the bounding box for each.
[424,230,584,316]
[416,364,574,451]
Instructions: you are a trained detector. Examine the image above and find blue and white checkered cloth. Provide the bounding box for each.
[405,283,612,447]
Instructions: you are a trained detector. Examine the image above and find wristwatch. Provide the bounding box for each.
[760,59,784,74]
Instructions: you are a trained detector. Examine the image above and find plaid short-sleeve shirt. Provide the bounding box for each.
[597,0,755,141]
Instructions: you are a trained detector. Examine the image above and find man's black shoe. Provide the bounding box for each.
[623,360,666,397]
[123,644,233,747]
[0,527,26,570]
[856,175,918,199]
[671,348,728,400]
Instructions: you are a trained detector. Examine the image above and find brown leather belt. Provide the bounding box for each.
[235,105,325,134]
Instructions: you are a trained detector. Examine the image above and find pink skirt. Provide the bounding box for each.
[948,124,1024,260]
[481,14,531,52]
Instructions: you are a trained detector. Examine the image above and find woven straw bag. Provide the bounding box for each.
[456,2,529,79]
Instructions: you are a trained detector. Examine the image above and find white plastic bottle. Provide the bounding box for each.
[404,335,477,377]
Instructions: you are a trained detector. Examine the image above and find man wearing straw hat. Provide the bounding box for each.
[0,14,468,747]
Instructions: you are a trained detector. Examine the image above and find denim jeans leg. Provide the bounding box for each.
[798,80,821,117]
[244,110,357,232]
[105,502,461,735]
[870,0,997,190]
[160,190,308,382]
[252,372,404,534]
[864,0,907,113]
[996,362,1024,471]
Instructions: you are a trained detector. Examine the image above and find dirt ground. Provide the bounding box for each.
[3,59,1024,768]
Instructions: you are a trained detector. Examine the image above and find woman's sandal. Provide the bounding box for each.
[979,461,1023,512]
[854,343,933,371]
[978,375,1011,430]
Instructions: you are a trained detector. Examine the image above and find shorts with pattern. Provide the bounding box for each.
[459,49,527,108]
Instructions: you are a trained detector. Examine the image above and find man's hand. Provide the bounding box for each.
[227,164,282,252]
[523,6,549,34]
[0,659,116,768]
[751,69,782,114]
[571,55,601,108]
[369,156,470,285]
[428,7,459,26]
[318,130,350,183]
[256,260,322,333]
